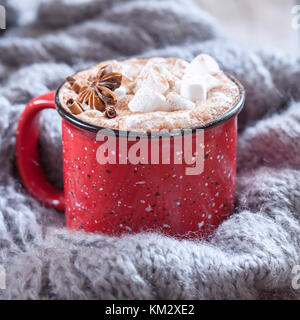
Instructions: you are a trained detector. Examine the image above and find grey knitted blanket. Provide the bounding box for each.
[0,0,299,300]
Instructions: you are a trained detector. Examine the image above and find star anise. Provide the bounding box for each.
[77,65,122,113]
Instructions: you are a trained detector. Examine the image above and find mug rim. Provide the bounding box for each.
[55,72,245,138]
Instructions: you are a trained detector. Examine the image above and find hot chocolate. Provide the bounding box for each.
[60,55,241,132]
[17,54,245,236]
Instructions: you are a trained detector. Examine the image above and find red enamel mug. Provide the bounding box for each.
[16,74,244,238]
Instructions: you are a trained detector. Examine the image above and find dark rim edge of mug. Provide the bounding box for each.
[55,72,245,138]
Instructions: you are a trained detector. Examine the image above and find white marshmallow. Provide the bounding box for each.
[180,79,207,101]
[165,92,195,111]
[172,81,182,94]
[135,61,169,94]
[128,87,166,113]
[202,73,220,90]
[184,73,220,90]
[114,86,127,97]
[180,72,220,102]
[184,54,220,77]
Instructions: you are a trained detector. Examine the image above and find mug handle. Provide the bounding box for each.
[16,91,65,211]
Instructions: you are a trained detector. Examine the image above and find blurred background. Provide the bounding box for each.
[195,0,298,55]
[9,0,298,56]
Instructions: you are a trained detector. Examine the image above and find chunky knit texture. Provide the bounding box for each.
[0,0,299,300]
